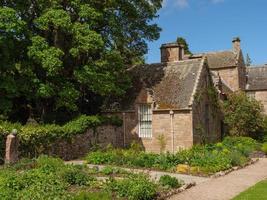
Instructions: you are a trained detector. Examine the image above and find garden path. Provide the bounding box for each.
[65,160,209,185]
[168,158,267,200]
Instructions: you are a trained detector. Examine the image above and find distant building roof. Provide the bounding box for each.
[246,66,267,91]
[191,50,238,69]
[206,51,238,69]
[108,58,204,111]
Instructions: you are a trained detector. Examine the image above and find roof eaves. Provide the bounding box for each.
[188,57,206,106]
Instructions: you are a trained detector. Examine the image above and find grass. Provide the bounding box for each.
[232,179,267,200]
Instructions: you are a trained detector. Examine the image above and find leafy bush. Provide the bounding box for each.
[228,151,248,166]
[62,166,94,186]
[222,91,264,138]
[107,174,157,200]
[159,175,182,189]
[73,191,112,200]
[261,143,267,154]
[222,137,260,156]
[0,157,69,199]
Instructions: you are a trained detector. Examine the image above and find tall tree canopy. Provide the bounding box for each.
[176,37,191,55]
[0,0,163,123]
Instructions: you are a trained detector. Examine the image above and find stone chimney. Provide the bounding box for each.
[232,37,241,53]
[160,42,184,63]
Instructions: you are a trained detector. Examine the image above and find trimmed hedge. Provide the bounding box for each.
[0,115,122,159]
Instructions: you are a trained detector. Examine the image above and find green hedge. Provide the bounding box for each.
[0,115,122,159]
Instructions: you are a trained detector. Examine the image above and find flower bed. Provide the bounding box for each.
[0,156,185,200]
[86,137,260,175]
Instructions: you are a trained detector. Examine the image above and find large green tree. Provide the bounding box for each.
[223,91,264,138]
[0,0,162,122]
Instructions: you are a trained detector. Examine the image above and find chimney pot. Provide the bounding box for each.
[232,37,241,53]
[160,42,184,63]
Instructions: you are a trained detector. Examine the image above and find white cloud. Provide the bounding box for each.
[163,0,225,9]
[163,0,189,9]
[175,0,189,8]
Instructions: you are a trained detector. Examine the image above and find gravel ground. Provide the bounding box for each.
[65,160,209,185]
[168,158,267,200]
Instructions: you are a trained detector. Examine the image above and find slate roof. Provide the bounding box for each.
[246,66,267,91]
[118,58,204,110]
[191,50,238,69]
[206,51,238,69]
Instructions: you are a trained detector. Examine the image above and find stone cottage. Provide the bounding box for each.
[105,37,267,153]
[246,66,267,114]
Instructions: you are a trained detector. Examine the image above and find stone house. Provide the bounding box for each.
[246,66,267,114]
[105,37,267,153]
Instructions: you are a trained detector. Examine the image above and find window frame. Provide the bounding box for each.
[138,104,152,138]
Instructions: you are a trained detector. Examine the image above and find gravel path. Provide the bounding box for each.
[65,160,209,185]
[168,158,267,200]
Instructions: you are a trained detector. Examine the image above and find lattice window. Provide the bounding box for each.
[138,104,152,138]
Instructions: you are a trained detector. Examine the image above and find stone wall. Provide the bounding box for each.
[192,64,222,144]
[254,91,267,114]
[237,52,247,90]
[45,125,123,160]
[211,67,239,91]
[120,110,193,154]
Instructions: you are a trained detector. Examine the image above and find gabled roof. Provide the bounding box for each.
[206,51,238,69]
[119,58,204,110]
[191,50,238,69]
[210,71,233,94]
[246,66,267,91]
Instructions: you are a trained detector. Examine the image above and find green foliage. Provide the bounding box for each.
[0,156,70,199]
[223,91,264,138]
[107,174,157,200]
[261,143,267,154]
[0,156,166,200]
[62,166,94,186]
[176,37,192,54]
[73,191,112,200]
[0,0,163,121]
[86,137,258,174]
[0,115,122,158]
[159,175,182,189]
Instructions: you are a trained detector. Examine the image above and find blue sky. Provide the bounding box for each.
[146,0,267,65]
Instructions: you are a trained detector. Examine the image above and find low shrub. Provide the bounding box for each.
[0,160,69,199]
[228,151,248,166]
[62,166,94,186]
[261,142,267,154]
[73,191,112,200]
[107,174,157,200]
[159,175,182,189]
[86,137,259,174]
[101,166,114,175]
